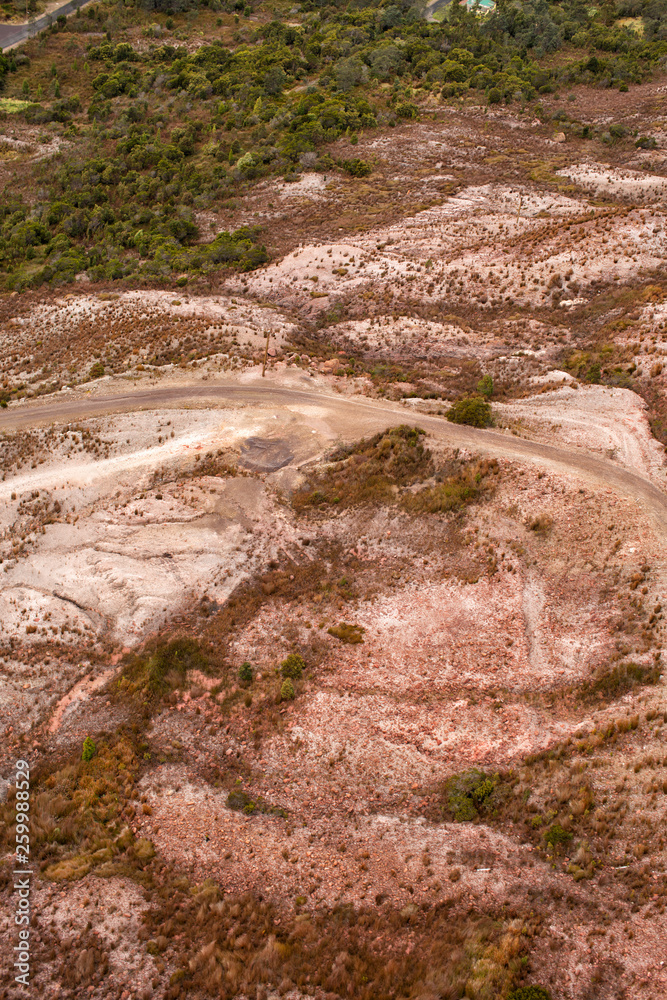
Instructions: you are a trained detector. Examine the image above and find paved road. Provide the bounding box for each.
[2,380,666,522]
[0,0,84,50]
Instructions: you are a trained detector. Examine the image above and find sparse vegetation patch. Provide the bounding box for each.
[293,426,498,516]
[119,636,210,701]
[581,660,661,701]
[327,622,365,644]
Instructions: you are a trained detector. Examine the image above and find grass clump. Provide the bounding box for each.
[328,622,365,644]
[528,514,553,534]
[227,786,287,817]
[0,98,33,114]
[447,397,493,428]
[582,661,660,701]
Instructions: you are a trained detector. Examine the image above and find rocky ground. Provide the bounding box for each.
[1,81,667,1000]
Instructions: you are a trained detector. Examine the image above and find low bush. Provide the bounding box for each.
[509,987,553,1000]
[238,661,253,684]
[403,458,499,515]
[292,425,431,511]
[81,736,96,762]
[446,397,493,428]
[280,678,295,701]
[293,427,498,516]
[328,622,365,644]
[395,101,419,119]
[544,823,572,849]
[445,768,500,822]
[281,653,305,679]
[120,636,208,700]
[340,157,372,177]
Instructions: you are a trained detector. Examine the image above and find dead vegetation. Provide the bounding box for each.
[143,880,540,1000]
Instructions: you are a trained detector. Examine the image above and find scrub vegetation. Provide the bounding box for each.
[2,0,667,287]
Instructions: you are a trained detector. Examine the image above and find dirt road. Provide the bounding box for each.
[0,0,87,51]
[2,379,666,522]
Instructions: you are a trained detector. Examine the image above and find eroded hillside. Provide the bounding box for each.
[1,2,667,999]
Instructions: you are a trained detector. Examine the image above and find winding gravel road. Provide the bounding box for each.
[2,379,666,523]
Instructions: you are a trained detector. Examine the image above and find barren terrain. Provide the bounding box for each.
[2,39,667,1000]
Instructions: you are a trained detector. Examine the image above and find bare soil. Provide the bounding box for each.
[2,100,667,1000]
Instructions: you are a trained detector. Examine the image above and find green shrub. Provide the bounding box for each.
[488,87,502,104]
[395,101,418,119]
[280,678,295,701]
[404,458,498,515]
[81,736,97,762]
[281,653,305,679]
[239,661,253,684]
[584,362,601,384]
[544,823,572,849]
[340,157,372,177]
[509,988,553,1000]
[445,769,499,822]
[446,397,492,428]
[88,361,105,379]
[477,374,493,398]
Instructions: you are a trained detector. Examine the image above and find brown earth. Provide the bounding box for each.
[2,95,667,1000]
